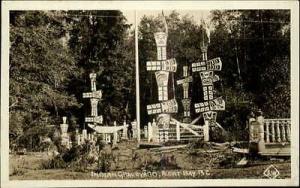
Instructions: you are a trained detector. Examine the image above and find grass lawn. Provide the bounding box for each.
[9,147,290,180]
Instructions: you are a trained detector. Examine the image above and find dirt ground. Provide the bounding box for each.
[9,141,291,180]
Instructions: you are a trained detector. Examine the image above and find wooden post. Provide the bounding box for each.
[113,121,117,146]
[152,119,158,143]
[122,121,128,140]
[203,120,209,142]
[265,121,270,143]
[176,122,180,141]
[77,134,81,145]
[148,122,152,142]
[276,120,281,142]
[82,129,87,140]
[144,125,148,139]
[135,11,141,143]
[165,129,169,142]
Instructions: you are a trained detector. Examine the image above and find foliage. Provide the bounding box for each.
[42,155,68,169]
[9,10,135,150]
[96,152,114,173]
[67,10,136,125]
[9,11,81,150]
[141,153,180,171]
[209,10,290,119]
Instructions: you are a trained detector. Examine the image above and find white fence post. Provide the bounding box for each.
[176,122,180,141]
[113,121,118,145]
[148,122,152,142]
[203,120,209,142]
[144,125,148,139]
[122,121,128,140]
[152,119,158,143]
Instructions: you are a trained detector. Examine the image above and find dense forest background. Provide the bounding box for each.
[9,10,290,150]
[9,10,135,150]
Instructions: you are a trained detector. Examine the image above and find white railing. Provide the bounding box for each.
[249,115,291,155]
[264,118,291,143]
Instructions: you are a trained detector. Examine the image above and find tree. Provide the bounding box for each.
[67,10,135,125]
[9,11,81,150]
[210,10,290,118]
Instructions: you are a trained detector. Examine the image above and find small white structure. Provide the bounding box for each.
[60,116,71,148]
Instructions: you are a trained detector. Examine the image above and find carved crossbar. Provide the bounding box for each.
[146,59,177,72]
[191,57,222,72]
[82,90,102,99]
[176,76,193,85]
[199,71,220,86]
[147,99,178,115]
[85,116,103,124]
[194,97,225,113]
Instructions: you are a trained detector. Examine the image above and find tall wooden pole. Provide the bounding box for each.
[135,10,141,143]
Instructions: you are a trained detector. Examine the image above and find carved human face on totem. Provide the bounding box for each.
[161,99,178,113]
[154,32,168,47]
[155,71,169,86]
[203,111,217,121]
[200,71,214,86]
[156,114,170,129]
[209,97,225,111]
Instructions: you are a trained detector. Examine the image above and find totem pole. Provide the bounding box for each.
[192,21,225,142]
[146,14,178,143]
[177,66,193,123]
[82,73,104,140]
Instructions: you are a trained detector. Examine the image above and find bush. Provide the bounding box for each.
[141,154,180,171]
[10,167,25,176]
[42,155,67,169]
[62,145,82,163]
[209,126,229,143]
[95,152,114,173]
[42,141,102,172]
[188,139,211,150]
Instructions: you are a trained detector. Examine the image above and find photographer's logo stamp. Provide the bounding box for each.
[263,165,280,179]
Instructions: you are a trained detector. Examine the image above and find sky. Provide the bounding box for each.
[122,10,211,29]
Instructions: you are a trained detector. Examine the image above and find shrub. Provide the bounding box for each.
[209,126,229,143]
[42,155,67,169]
[95,152,114,173]
[62,145,82,163]
[188,139,211,150]
[10,167,25,176]
[42,141,102,172]
[141,154,180,171]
